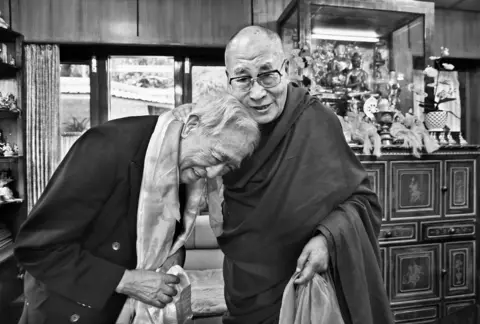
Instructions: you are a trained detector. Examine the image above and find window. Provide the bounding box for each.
[108,56,175,120]
[59,63,91,160]
[191,65,227,103]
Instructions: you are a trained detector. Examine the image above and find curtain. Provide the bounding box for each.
[25,44,60,212]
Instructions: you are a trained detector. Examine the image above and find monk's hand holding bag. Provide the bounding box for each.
[279,270,345,324]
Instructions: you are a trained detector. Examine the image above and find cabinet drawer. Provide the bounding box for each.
[389,244,441,304]
[391,161,441,220]
[392,304,439,323]
[444,299,476,316]
[421,220,475,241]
[379,223,417,244]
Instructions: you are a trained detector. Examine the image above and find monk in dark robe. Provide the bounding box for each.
[175,26,394,324]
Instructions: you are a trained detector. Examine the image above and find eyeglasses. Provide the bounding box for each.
[228,62,285,92]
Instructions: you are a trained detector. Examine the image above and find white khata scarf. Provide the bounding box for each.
[116,111,206,324]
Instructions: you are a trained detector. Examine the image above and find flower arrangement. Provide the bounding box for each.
[418,47,456,114]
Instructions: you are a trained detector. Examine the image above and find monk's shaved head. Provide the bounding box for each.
[223,26,289,125]
[225,26,285,66]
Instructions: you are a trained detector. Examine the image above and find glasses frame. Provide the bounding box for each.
[228,61,286,92]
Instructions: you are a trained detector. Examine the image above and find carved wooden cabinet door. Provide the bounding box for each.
[390,161,441,220]
[389,244,441,305]
[444,160,476,217]
[443,241,476,299]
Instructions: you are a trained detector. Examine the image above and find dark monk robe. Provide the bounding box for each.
[218,84,394,324]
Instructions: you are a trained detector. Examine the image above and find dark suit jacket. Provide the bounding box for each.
[14,115,184,324]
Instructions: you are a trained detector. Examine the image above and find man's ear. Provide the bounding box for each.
[284,60,289,75]
[181,114,199,138]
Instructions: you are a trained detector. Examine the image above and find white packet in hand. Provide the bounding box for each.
[147,265,193,324]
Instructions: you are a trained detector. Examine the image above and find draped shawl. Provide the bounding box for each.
[218,84,394,324]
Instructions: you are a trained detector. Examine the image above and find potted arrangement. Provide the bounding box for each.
[419,47,457,131]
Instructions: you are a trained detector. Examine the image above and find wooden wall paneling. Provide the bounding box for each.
[434,9,480,59]
[138,0,252,46]
[10,0,137,44]
[252,0,292,31]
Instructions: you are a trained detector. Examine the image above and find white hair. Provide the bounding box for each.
[190,92,260,156]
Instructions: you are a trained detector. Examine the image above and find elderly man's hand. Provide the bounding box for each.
[116,269,180,308]
[172,103,194,121]
[294,234,329,285]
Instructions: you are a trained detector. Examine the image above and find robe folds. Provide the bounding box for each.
[218,84,394,324]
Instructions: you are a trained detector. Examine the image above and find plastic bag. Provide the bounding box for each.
[146,265,193,324]
[279,271,345,324]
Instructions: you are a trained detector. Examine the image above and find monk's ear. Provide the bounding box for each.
[284,60,289,75]
[181,114,199,138]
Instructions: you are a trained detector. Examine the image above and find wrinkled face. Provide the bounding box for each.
[179,119,250,184]
[226,45,289,124]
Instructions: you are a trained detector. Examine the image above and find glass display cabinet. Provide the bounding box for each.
[277,0,435,117]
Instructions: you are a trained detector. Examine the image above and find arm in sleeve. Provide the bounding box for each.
[14,125,126,310]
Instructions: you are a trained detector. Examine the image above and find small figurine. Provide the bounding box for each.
[2,143,13,157]
[346,52,369,92]
[12,144,19,155]
[459,133,468,145]
[438,132,448,145]
[447,133,457,145]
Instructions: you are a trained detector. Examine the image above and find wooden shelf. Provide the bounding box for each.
[0,199,23,206]
[0,155,23,162]
[0,61,19,79]
[0,27,22,43]
[0,110,20,119]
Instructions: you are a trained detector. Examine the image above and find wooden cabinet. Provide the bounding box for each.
[359,146,480,323]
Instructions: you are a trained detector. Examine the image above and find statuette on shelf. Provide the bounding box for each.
[438,132,448,145]
[458,133,468,145]
[447,133,456,145]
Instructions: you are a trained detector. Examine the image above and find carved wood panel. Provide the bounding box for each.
[391,304,439,323]
[444,241,475,299]
[391,161,441,220]
[444,298,476,316]
[390,244,441,305]
[380,246,387,288]
[362,161,387,221]
[444,160,475,217]
[421,219,476,242]
[379,223,418,244]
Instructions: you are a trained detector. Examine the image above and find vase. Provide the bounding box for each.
[424,111,447,131]
[374,111,396,146]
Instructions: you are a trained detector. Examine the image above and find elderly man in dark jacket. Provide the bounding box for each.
[14,93,259,324]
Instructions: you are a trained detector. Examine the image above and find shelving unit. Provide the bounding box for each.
[0,26,25,322]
